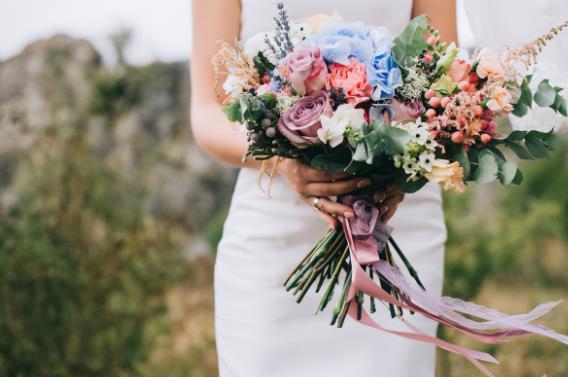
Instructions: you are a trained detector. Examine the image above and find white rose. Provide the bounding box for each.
[243,32,278,65]
[333,104,366,132]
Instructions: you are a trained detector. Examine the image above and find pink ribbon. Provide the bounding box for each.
[339,195,568,377]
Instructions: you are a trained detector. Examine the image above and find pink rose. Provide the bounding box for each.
[448,58,471,83]
[392,99,425,122]
[284,44,328,95]
[326,58,372,106]
[277,90,331,147]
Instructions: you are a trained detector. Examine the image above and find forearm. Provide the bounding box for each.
[190,101,262,169]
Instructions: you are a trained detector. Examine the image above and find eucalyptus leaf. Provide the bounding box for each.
[511,168,524,185]
[455,146,471,179]
[498,160,518,186]
[511,101,529,117]
[525,134,549,158]
[474,152,499,184]
[534,79,556,107]
[506,141,533,160]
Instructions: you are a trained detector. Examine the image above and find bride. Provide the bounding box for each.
[191,0,457,376]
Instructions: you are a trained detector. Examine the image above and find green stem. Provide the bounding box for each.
[389,236,426,290]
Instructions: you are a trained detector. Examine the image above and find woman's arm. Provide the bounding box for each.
[412,0,458,44]
[191,0,261,168]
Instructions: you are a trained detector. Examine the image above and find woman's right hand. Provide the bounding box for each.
[277,158,372,229]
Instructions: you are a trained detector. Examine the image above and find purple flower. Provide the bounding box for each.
[391,99,425,122]
[277,90,331,147]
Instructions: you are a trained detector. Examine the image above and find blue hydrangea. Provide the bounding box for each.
[308,23,402,101]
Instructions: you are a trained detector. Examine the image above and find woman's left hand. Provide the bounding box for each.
[372,185,405,223]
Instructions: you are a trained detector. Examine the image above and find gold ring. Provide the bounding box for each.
[312,197,321,211]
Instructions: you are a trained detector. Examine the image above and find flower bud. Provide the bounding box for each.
[246,122,256,131]
[425,89,436,100]
[261,118,272,128]
[473,105,484,117]
[458,81,470,92]
[265,127,276,138]
[429,97,441,108]
[480,133,492,144]
[427,35,438,46]
[422,54,433,63]
[441,96,451,107]
[425,109,437,120]
[451,131,464,144]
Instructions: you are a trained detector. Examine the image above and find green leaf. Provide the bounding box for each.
[506,141,533,160]
[507,130,528,142]
[258,93,277,108]
[525,134,549,158]
[310,151,350,172]
[253,52,275,76]
[474,152,499,184]
[511,168,524,185]
[552,95,567,116]
[455,146,471,179]
[392,15,428,67]
[395,175,428,194]
[498,160,518,186]
[377,123,412,156]
[511,101,529,117]
[223,99,242,123]
[534,79,556,107]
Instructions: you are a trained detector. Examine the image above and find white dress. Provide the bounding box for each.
[215,1,447,376]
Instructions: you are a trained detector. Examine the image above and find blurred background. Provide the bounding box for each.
[0,1,566,376]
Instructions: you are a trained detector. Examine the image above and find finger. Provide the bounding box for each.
[316,197,355,219]
[382,193,405,209]
[373,189,387,203]
[299,164,350,182]
[381,205,397,223]
[303,177,371,197]
[318,212,338,229]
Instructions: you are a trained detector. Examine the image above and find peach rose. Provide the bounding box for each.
[487,86,513,114]
[476,50,505,82]
[448,58,471,83]
[326,58,372,106]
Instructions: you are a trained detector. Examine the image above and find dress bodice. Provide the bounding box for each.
[239,0,413,40]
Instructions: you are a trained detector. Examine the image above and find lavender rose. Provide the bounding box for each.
[277,90,331,147]
[392,99,425,122]
[284,44,328,96]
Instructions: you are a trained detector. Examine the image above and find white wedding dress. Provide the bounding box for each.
[215,1,447,376]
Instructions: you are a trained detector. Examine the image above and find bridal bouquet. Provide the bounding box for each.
[213,3,568,375]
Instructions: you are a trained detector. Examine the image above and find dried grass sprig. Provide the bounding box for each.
[505,19,568,68]
[211,41,260,100]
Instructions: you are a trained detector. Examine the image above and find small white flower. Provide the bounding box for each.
[317,114,347,148]
[223,75,247,97]
[418,152,435,172]
[402,157,418,176]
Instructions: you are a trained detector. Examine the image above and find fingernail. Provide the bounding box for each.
[344,212,354,219]
[357,179,372,188]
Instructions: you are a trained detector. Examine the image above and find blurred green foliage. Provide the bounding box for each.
[0,129,183,377]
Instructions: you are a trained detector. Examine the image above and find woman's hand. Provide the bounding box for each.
[278,159,372,229]
[373,185,405,223]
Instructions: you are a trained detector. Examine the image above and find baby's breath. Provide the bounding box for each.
[397,67,430,101]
